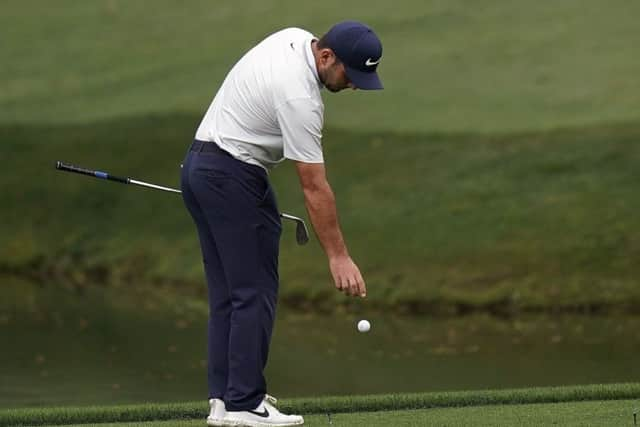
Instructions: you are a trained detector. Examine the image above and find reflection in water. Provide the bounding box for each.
[1,278,640,408]
[270,312,640,397]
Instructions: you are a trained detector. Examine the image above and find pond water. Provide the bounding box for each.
[2,278,640,408]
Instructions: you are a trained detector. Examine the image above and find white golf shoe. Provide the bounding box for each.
[223,395,304,426]
[207,398,230,426]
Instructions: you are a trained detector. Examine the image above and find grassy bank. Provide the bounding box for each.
[1,383,638,426]
[3,1,640,314]
[1,116,639,314]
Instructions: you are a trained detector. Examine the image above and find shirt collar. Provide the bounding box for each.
[304,37,323,88]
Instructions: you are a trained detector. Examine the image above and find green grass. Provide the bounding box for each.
[3,4,639,426]
[33,401,640,427]
[2,1,640,313]
[1,116,639,313]
[1,383,639,426]
[2,0,640,132]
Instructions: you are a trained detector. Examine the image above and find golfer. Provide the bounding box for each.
[181,21,383,427]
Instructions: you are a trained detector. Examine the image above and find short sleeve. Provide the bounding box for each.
[276,97,324,163]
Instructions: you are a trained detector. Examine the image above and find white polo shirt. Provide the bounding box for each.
[195,28,324,171]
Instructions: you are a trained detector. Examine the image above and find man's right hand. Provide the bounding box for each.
[329,256,366,298]
[295,161,366,298]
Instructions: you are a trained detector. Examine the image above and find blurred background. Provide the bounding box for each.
[1,0,639,409]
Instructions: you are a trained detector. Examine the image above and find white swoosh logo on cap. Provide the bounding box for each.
[365,57,381,67]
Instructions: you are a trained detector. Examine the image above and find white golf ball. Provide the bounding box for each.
[357,319,371,333]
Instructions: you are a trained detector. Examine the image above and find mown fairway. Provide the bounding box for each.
[33,400,640,427]
[2,0,640,132]
[2,384,639,426]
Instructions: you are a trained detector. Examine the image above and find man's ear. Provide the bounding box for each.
[319,48,336,66]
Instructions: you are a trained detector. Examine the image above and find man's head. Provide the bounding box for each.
[313,21,383,92]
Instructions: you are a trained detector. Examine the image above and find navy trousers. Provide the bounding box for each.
[180,140,282,411]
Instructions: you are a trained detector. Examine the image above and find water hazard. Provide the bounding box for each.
[2,278,639,408]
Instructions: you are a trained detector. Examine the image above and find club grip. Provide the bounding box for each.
[56,161,96,177]
[55,161,129,184]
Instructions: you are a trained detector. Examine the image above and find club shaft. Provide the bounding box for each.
[129,179,182,194]
[55,161,309,241]
[280,213,302,222]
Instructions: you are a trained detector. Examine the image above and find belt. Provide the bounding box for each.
[191,139,232,157]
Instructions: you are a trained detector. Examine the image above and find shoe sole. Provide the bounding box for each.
[223,420,303,427]
[207,417,235,427]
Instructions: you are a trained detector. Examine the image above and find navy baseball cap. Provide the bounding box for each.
[323,21,383,90]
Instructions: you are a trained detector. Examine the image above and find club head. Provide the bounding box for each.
[295,219,310,245]
[280,213,309,246]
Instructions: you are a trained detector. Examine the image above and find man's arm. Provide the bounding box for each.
[294,161,366,297]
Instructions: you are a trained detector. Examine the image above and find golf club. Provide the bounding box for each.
[55,161,310,245]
